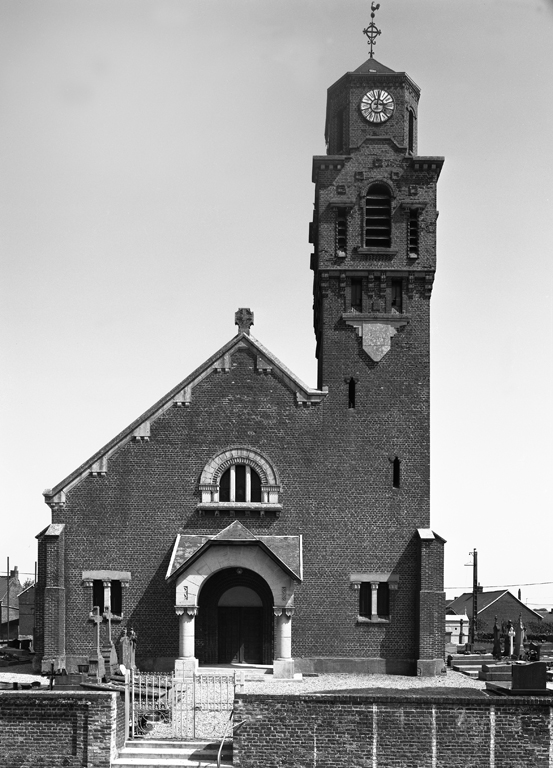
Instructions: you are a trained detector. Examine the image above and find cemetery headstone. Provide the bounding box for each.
[513,614,525,660]
[512,661,547,691]
[88,606,106,681]
[492,616,502,659]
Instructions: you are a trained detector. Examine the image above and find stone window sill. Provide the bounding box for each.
[197,502,282,518]
[357,616,390,624]
[356,248,398,257]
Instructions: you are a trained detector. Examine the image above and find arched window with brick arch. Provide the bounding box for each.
[219,464,262,502]
[198,447,281,514]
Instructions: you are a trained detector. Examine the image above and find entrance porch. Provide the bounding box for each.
[166,521,301,679]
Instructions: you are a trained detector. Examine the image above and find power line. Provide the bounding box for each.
[445,581,553,589]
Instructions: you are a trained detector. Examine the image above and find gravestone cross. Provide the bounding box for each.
[492,615,502,659]
[513,613,525,659]
[103,606,119,676]
[88,606,106,681]
[507,621,515,658]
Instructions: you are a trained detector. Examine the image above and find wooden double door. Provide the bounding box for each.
[196,567,273,665]
[217,606,263,664]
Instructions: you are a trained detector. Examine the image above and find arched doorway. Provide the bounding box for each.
[196,568,273,665]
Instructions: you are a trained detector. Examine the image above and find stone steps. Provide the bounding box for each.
[113,740,232,768]
[197,665,273,682]
[450,654,495,679]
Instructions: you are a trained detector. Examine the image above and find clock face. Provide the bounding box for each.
[360,89,395,123]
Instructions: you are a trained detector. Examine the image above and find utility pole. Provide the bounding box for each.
[469,549,478,650]
[6,557,9,644]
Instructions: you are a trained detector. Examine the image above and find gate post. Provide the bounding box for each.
[175,606,199,678]
[273,607,295,679]
[123,665,130,741]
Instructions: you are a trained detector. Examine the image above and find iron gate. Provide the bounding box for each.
[129,671,239,740]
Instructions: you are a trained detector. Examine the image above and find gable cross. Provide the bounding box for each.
[235,308,254,335]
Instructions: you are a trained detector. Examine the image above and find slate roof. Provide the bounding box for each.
[352,57,397,75]
[166,521,302,583]
[446,590,543,620]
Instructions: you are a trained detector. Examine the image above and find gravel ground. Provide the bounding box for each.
[242,669,486,696]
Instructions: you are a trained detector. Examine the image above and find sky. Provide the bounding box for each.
[1,0,552,610]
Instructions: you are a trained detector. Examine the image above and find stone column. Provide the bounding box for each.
[370,582,379,617]
[174,606,198,678]
[273,607,294,679]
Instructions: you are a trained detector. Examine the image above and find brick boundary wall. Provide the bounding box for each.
[234,693,553,768]
[0,690,126,768]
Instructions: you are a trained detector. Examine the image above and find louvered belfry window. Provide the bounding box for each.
[365,183,392,248]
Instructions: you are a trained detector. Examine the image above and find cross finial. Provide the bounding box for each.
[363,2,381,58]
[235,308,254,335]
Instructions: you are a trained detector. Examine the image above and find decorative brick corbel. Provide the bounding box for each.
[174,386,192,407]
[43,489,66,510]
[214,353,231,373]
[133,422,150,442]
[367,273,375,297]
[255,356,272,375]
[424,273,434,297]
[90,457,107,477]
[407,273,415,299]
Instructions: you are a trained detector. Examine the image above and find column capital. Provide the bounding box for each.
[273,606,294,618]
[175,605,198,617]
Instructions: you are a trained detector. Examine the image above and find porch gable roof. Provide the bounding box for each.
[166,521,302,583]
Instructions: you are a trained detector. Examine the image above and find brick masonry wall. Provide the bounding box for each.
[0,690,124,768]
[234,693,553,768]
[45,343,438,671]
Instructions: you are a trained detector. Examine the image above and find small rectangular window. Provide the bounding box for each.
[408,110,415,154]
[336,207,347,253]
[111,581,123,616]
[92,580,104,612]
[391,279,403,313]
[336,108,346,152]
[359,582,390,619]
[393,457,401,488]
[350,278,362,313]
[377,583,390,617]
[92,579,123,615]
[348,378,356,409]
[408,209,419,257]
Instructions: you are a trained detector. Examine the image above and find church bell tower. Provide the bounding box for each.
[310,10,446,675]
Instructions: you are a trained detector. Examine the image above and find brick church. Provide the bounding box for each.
[36,32,446,677]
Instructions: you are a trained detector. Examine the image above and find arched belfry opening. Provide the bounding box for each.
[196,568,274,665]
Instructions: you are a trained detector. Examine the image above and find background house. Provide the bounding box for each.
[0,567,23,642]
[18,584,35,648]
[447,589,542,635]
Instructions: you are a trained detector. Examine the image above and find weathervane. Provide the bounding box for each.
[363,3,381,58]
